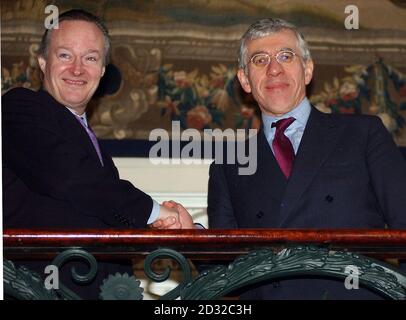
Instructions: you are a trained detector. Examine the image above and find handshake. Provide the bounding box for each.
[151,201,196,229]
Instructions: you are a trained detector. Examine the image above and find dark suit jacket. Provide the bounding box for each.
[208,106,406,299]
[2,88,153,299]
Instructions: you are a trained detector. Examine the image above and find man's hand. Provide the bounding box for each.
[152,204,182,229]
[152,200,195,229]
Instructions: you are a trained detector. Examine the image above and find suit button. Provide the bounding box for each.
[325,195,334,203]
[256,211,264,219]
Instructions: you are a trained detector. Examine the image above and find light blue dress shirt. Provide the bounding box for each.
[262,98,311,155]
[66,107,160,224]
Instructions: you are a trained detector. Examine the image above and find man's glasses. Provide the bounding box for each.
[248,50,298,68]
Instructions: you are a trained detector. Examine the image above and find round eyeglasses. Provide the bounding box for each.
[249,50,298,68]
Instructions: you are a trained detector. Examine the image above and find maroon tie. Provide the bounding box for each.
[272,117,295,178]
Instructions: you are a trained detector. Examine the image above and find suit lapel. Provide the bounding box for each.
[236,130,288,226]
[100,146,118,176]
[50,98,104,166]
[256,129,288,203]
[278,107,346,226]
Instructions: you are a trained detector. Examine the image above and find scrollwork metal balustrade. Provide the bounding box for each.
[3,229,406,300]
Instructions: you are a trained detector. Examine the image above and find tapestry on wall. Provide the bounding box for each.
[2,0,406,146]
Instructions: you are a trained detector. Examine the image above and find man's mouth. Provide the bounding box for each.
[265,83,289,90]
[63,79,87,86]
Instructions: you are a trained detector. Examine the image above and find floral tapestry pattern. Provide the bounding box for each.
[2,0,406,145]
[310,60,406,134]
[2,55,406,142]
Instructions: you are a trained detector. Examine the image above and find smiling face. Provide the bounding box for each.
[237,29,314,117]
[38,20,106,114]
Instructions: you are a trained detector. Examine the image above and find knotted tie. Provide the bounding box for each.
[76,115,104,166]
[272,117,295,178]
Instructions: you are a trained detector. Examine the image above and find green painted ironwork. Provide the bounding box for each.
[100,273,144,300]
[3,249,99,300]
[51,248,98,284]
[3,245,406,300]
[51,248,99,300]
[144,248,192,300]
[3,259,58,300]
[180,246,406,300]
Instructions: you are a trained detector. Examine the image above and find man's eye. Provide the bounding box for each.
[86,56,97,62]
[278,52,294,62]
[252,55,268,65]
[58,53,71,59]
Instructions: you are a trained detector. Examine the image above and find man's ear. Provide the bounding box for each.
[237,68,252,93]
[304,59,314,85]
[38,56,46,73]
[101,66,105,77]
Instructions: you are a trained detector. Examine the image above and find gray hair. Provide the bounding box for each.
[238,18,311,70]
[38,9,110,66]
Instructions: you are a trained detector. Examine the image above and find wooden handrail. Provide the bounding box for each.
[4,228,406,244]
[4,229,406,260]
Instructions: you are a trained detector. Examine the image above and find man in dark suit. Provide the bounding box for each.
[2,9,193,299]
[206,18,406,299]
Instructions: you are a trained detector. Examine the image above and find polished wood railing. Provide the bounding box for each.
[4,229,406,300]
[4,228,406,259]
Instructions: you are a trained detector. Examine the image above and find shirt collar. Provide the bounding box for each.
[262,97,311,133]
[66,106,88,127]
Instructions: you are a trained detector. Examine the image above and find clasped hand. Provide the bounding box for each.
[151,200,195,229]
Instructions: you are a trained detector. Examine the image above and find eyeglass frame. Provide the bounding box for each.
[245,49,301,70]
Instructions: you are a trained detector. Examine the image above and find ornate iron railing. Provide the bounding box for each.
[3,229,406,300]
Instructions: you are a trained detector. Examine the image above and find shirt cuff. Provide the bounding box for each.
[147,200,160,224]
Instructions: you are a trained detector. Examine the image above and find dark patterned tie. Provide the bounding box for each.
[76,115,104,166]
[272,117,295,178]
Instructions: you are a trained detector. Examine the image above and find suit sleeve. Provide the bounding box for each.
[2,93,152,228]
[207,162,238,228]
[366,117,406,228]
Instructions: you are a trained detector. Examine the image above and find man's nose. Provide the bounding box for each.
[71,59,84,76]
[266,58,283,77]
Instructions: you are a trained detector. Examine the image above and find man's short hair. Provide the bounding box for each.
[238,18,311,71]
[38,9,110,65]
